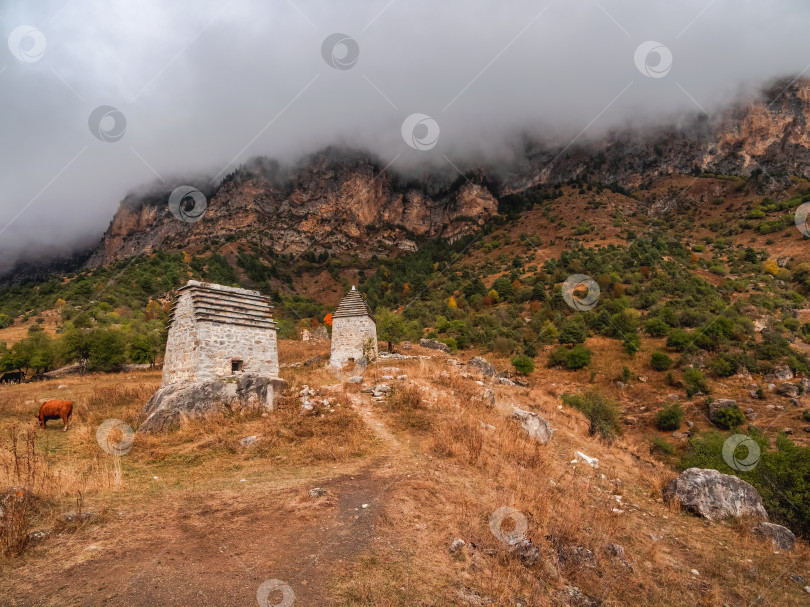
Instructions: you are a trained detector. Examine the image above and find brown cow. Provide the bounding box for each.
[36,400,73,431]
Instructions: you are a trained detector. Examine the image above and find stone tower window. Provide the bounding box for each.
[231,359,244,373]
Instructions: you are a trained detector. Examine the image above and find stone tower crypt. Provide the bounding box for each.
[162,281,280,386]
[330,286,378,367]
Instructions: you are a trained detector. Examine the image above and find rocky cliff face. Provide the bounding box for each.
[87,152,497,268]
[88,79,810,268]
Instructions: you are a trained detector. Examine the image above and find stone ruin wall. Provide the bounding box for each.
[330,315,378,366]
[162,287,279,387]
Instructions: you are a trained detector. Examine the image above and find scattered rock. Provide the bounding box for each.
[346,376,363,384]
[510,537,540,566]
[575,451,599,468]
[510,408,554,444]
[665,468,768,521]
[448,538,466,553]
[61,511,97,523]
[482,388,495,407]
[239,435,259,447]
[624,416,637,426]
[303,354,322,366]
[602,543,633,572]
[308,488,327,499]
[749,390,760,399]
[685,421,694,428]
[469,356,498,378]
[396,374,408,380]
[497,377,516,386]
[784,427,794,435]
[790,574,806,585]
[400,341,412,350]
[752,522,795,551]
[801,378,810,393]
[27,529,49,542]
[776,383,800,398]
[554,585,601,607]
[671,432,688,439]
[667,394,679,401]
[381,375,394,381]
[766,366,794,381]
[557,545,596,568]
[804,426,810,433]
[419,339,450,353]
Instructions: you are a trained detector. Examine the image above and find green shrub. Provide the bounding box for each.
[803,410,810,423]
[0,314,12,329]
[511,355,535,375]
[649,436,676,456]
[547,346,569,368]
[650,351,673,371]
[683,368,709,398]
[644,318,670,337]
[714,406,746,429]
[622,333,641,356]
[566,345,592,369]
[655,403,684,431]
[666,329,692,352]
[561,389,622,439]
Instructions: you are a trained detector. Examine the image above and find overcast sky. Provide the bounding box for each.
[1,0,809,274]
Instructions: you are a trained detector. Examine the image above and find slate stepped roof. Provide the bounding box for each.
[169,281,276,329]
[333,286,375,321]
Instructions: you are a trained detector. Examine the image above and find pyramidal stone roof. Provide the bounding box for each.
[333,286,375,321]
[169,280,276,329]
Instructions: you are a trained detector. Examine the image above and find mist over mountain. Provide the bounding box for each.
[3,0,810,277]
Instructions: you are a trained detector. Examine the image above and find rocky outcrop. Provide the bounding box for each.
[752,522,796,551]
[137,374,284,433]
[468,356,497,378]
[510,408,554,444]
[419,339,450,353]
[87,151,498,268]
[665,468,768,521]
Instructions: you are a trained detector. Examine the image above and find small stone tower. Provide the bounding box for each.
[162,281,280,386]
[330,286,377,367]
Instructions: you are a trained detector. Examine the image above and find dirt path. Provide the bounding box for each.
[4,390,413,607]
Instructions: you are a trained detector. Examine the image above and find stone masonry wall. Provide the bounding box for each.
[330,315,378,366]
[162,291,279,386]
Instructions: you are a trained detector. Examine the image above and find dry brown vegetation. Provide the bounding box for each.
[0,348,807,605]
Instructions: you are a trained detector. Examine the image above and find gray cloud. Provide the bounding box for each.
[1,0,810,274]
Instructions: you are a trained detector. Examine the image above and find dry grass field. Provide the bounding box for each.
[0,342,808,606]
